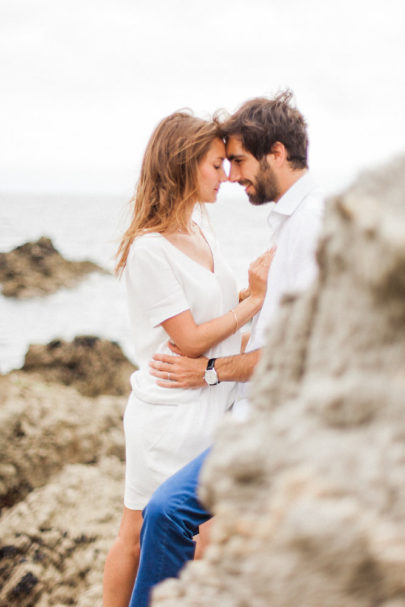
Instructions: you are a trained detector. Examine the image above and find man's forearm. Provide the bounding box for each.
[150,347,261,389]
[215,349,261,383]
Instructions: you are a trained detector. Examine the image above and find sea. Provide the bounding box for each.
[0,185,285,374]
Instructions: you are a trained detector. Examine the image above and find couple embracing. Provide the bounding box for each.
[103,90,324,607]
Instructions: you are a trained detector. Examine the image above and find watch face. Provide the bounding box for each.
[205,368,218,385]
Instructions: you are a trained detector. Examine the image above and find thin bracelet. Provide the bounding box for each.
[231,308,239,333]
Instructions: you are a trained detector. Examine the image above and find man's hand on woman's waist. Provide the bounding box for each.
[149,342,261,388]
[149,344,207,389]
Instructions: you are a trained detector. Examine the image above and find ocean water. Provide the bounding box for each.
[0,186,272,373]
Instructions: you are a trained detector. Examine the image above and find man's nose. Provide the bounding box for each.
[228,165,240,183]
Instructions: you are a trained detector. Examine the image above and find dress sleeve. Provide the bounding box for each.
[126,240,190,327]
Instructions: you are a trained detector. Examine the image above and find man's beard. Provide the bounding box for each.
[245,159,280,205]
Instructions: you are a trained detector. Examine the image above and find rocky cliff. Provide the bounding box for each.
[153,155,405,607]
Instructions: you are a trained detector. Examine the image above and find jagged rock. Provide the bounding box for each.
[0,373,126,606]
[152,155,405,607]
[0,236,106,298]
[22,335,136,397]
[0,372,125,512]
[0,457,124,607]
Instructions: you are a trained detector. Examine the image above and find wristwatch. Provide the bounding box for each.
[204,358,220,385]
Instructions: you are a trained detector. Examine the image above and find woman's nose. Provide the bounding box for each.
[228,165,239,183]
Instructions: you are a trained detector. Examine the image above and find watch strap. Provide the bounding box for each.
[206,358,217,371]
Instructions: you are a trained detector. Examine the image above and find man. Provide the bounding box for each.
[129,90,324,607]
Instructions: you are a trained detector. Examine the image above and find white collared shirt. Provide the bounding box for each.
[232,172,324,418]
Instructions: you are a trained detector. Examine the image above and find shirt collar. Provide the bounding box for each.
[268,172,317,218]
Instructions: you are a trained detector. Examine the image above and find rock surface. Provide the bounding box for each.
[0,237,105,297]
[0,372,126,606]
[152,155,405,607]
[0,337,134,605]
[22,335,136,397]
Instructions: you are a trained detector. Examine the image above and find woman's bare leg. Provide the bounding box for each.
[103,507,143,607]
[194,518,213,559]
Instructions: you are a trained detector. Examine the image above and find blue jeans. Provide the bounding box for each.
[129,449,212,607]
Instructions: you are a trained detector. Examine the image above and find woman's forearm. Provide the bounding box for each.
[161,249,272,357]
[161,295,262,358]
[190,295,262,356]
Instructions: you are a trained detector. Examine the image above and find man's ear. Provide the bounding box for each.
[266,141,287,167]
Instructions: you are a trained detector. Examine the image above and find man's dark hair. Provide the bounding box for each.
[221,90,308,169]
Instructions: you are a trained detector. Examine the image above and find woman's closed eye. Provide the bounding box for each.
[214,160,224,170]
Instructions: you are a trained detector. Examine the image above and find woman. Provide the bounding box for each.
[103,112,272,606]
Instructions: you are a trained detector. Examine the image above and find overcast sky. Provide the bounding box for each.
[1,0,404,194]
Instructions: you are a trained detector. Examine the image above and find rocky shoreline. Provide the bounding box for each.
[0,237,107,298]
[4,155,405,606]
[0,336,136,606]
[22,336,136,398]
[0,237,136,605]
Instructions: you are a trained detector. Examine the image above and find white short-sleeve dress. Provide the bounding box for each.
[123,228,241,510]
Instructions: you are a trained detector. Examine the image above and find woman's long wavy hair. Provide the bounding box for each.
[115,111,221,275]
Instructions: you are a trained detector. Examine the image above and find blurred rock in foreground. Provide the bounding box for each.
[153,156,405,607]
[0,336,135,604]
[0,372,126,606]
[22,335,136,397]
[0,236,106,298]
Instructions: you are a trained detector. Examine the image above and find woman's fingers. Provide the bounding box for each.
[251,246,277,267]
[266,245,277,264]
[248,246,277,295]
[256,246,276,267]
